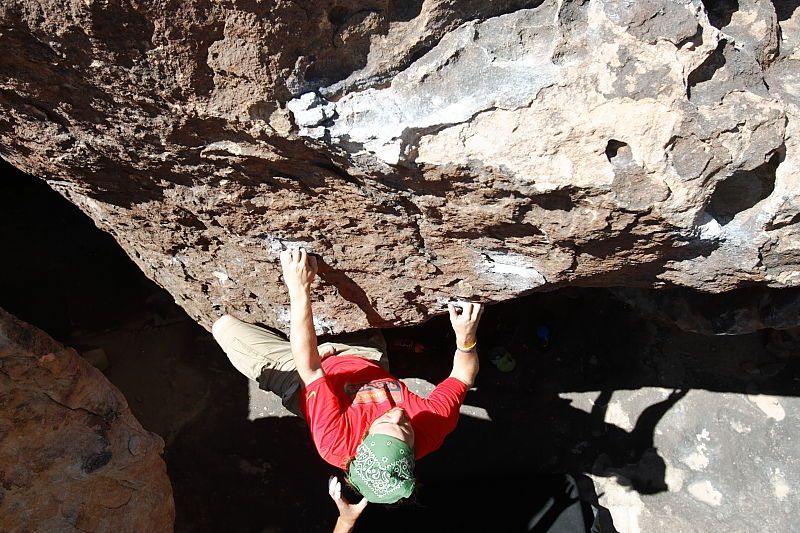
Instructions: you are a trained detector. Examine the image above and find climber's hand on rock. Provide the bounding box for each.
[448,301,483,347]
[280,247,317,299]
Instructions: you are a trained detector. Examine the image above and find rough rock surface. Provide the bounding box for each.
[0,0,799,333]
[0,308,174,532]
[569,387,800,533]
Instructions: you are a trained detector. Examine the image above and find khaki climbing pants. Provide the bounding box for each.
[211,314,389,417]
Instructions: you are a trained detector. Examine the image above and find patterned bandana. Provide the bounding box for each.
[347,434,415,504]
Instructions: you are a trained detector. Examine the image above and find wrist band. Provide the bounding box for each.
[457,340,477,352]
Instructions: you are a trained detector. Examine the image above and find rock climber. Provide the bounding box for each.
[211,247,483,519]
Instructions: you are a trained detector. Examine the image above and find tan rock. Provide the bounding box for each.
[0,308,174,532]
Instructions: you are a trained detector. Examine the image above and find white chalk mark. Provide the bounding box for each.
[687,480,723,507]
[747,394,786,421]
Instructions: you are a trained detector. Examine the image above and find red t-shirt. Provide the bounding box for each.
[300,355,469,468]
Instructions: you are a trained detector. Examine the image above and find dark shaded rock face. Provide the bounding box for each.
[0,0,798,333]
[612,286,800,335]
[0,308,174,532]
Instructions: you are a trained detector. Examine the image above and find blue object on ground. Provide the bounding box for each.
[536,325,551,347]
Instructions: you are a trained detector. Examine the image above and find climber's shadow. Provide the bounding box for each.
[587,388,688,494]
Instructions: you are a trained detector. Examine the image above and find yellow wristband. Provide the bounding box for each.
[457,340,477,352]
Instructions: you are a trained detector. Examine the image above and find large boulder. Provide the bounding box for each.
[0,308,174,532]
[0,0,798,333]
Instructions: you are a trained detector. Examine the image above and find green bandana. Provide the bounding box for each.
[347,434,415,504]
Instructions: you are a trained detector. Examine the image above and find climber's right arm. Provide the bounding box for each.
[280,248,325,385]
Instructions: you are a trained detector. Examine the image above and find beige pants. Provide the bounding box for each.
[211,315,389,416]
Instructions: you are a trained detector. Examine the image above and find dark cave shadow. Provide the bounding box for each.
[773,0,800,21]
[355,466,612,532]
[700,0,739,29]
[390,287,800,397]
[167,394,338,533]
[0,159,159,337]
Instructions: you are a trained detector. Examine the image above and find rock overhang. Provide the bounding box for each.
[0,0,798,333]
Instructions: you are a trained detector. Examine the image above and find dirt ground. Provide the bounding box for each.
[3,160,799,532]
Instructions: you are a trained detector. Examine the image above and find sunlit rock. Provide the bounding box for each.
[0,0,798,333]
